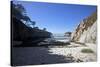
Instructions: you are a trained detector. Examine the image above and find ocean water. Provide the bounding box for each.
[44,33,71,43]
[53,33,71,42]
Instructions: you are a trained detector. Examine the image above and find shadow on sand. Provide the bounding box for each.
[11,45,75,66]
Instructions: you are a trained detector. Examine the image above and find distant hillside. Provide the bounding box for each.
[71,11,97,43]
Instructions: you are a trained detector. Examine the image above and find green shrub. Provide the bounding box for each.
[81,48,94,53]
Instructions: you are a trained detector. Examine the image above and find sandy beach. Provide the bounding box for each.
[12,42,97,66]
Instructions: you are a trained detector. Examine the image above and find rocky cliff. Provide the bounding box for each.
[71,12,97,43]
[12,17,52,45]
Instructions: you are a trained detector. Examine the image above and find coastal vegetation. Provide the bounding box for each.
[11,2,52,47]
[81,48,94,53]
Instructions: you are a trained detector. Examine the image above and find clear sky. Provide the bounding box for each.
[13,1,97,34]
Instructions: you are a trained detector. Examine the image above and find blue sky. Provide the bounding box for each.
[13,1,97,33]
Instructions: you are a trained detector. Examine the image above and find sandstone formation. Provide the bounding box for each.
[71,12,97,43]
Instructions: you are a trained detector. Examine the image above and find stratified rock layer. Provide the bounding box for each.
[71,12,97,43]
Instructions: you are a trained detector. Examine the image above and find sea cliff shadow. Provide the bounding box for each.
[11,46,74,66]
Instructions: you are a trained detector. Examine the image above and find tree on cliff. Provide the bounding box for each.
[11,1,26,20]
[11,1,35,28]
[43,28,47,31]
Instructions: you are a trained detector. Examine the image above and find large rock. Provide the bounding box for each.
[71,12,97,43]
[64,32,72,37]
[12,17,52,43]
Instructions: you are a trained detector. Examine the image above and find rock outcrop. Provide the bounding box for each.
[71,12,97,43]
[11,2,52,46]
[12,17,52,45]
[64,32,72,37]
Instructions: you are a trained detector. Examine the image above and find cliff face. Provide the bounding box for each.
[12,17,52,43]
[71,12,97,43]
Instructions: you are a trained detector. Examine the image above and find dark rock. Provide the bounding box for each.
[12,17,52,46]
